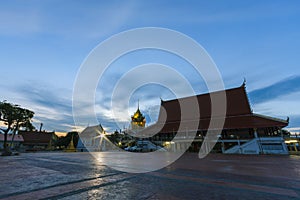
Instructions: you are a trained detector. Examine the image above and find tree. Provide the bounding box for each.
[281,129,291,137]
[54,131,79,149]
[107,130,122,146]
[0,101,34,155]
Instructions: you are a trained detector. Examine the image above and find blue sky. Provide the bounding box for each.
[0,0,300,133]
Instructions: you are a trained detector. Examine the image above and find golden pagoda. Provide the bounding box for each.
[131,102,146,130]
[64,135,77,152]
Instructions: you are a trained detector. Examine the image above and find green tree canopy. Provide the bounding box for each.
[0,101,35,155]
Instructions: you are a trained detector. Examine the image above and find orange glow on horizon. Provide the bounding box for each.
[55,132,67,137]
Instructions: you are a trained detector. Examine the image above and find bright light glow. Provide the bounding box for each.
[285,140,299,144]
[165,141,175,145]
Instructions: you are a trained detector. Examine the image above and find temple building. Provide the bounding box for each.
[130,103,146,130]
[19,130,57,151]
[77,124,121,152]
[77,125,105,152]
[139,83,289,154]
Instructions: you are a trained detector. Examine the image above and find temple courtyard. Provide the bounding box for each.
[0,152,300,199]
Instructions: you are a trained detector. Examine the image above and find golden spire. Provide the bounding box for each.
[131,100,146,128]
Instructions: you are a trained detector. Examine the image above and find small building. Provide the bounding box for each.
[19,131,57,151]
[77,125,116,152]
[139,83,289,154]
[0,134,24,150]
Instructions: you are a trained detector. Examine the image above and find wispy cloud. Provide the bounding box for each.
[0,81,73,132]
[0,1,136,39]
[249,76,300,105]
[6,76,164,133]
[249,76,300,128]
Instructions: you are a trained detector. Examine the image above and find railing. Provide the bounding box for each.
[224,137,288,154]
[284,134,300,139]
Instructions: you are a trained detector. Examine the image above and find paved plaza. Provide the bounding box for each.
[0,152,300,199]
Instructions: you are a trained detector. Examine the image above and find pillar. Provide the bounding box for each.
[254,128,258,138]
[294,143,298,152]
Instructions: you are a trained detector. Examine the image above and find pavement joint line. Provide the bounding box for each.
[22,157,103,167]
[148,171,299,198]
[39,175,137,200]
[0,172,125,199]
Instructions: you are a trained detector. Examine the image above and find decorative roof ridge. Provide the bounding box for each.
[241,77,246,87]
[252,113,289,124]
[161,85,245,104]
[241,80,253,113]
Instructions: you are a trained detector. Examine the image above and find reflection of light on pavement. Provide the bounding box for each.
[91,152,183,173]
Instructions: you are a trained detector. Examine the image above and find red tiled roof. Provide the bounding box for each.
[158,86,252,123]
[139,85,288,135]
[20,131,54,145]
[155,115,287,133]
